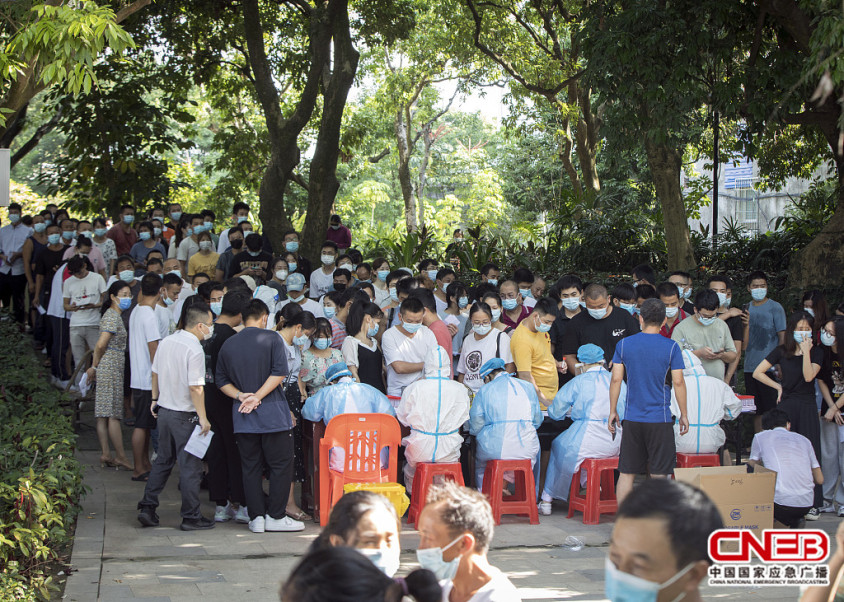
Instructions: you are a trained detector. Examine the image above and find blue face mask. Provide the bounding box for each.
[487,278,498,287]
[288,262,298,272]
[313,338,331,350]
[154,227,162,237]
[210,301,223,316]
[170,211,182,221]
[473,323,492,336]
[185,227,193,237]
[167,269,181,279]
[794,330,811,343]
[119,269,135,283]
[389,287,400,303]
[458,296,469,309]
[293,333,310,346]
[535,317,552,333]
[123,215,134,224]
[402,321,422,334]
[604,556,694,602]
[698,315,717,326]
[34,223,47,233]
[588,307,607,320]
[358,546,400,578]
[665,306,678,318]
[416,536,463,581]
[750,287,767,301]
[118,297,132,311]
[204,221,213,231]
[821,331,836,347]
[248,250,261,257]
[163,296,174,307]
[377,269,389,281]
[8,213,20,224]
[285,241,299,253]
[562,297,580,311]
[288,292,304,303]
[139,232,151,241]
[94,228,107,237]
[367,323,380,337]
[520,288,533,299]
[62,231,74,240]
[491,308,502,323]
[323,306,337,319]
[237,215,249,223]
[619,302,636,315]
[502,298,518,311]
[427,269,439,282]
[715,292,728,306]
[47,233,61,245]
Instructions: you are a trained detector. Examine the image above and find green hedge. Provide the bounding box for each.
[0,316,86,600]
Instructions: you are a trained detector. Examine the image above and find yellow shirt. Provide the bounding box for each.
[188,251,220,279]
[509,322,558,408]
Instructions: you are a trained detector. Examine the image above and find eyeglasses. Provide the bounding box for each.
[471,321,492,327]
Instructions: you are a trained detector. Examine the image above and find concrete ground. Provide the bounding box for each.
[62,409,821,601]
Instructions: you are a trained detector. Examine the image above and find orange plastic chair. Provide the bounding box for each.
[319,413,401,526]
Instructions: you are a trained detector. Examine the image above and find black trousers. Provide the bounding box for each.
[779,394,824,508]
[236,430,293,521]
[0,273,27,323]
[206,390,245,506]
[774,503,812,528]
[48,315,70,380]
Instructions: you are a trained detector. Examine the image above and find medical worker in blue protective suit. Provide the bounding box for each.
[669,349,741,461]
[396,345,470,493]
[469,357,543,490]
[539,343,626,515]
[302,362,396,472]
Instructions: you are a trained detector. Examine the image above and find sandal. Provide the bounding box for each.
[131,472,150,482]
[287,509,312,521]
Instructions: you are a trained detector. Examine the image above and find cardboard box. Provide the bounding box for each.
[675,465,776,538]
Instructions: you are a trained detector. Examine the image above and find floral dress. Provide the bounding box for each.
[94,308,127,418]
[299,348,344,394]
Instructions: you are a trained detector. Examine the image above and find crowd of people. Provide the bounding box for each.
[2,199,844,599]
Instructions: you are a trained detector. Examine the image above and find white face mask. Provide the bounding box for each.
[357,546,400,577]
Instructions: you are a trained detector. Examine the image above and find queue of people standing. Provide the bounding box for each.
[2,201,844,539]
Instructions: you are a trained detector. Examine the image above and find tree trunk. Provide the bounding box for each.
[395,109,418,232]
[644,138,696,271]
[302,0,360,260]
[573,84,600,196]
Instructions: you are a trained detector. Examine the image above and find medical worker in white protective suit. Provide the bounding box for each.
[539,343,626,515]
[396,345,470,493]
[302,362,395,472]
[669,349,741,461]
[469,357,543,490]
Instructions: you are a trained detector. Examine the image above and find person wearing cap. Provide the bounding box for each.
[396,345,470,493]
[302,362,395,472]
[468,357,543,490]
[539,343,627,515]
[278,272,324,318]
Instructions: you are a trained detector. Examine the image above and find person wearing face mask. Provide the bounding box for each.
[279,229,312,277]
[396,346,469,493]
[668,270,696,315]
[155,273,184,337]
[457,302,515,393]
[355,261,372,284]
[514,267,537,311]
[498,279,531,330]
[0,202,33,323]
[91,217,117,278]
[416,258,439,292]
[802,290,831,340]
[86,280,134,472]
[371,257,391,306]
[416,481,519,600]
[753,310,825,519]
[173,213,204,274]
[187,231,220,282]
[199,209,218,246]
[656,282,688,338]
[62,233,107,280]
[215,201,250,254]
[129,221,166,265]
[163,203,182,245]
[431,267,456,316]
[278,272,324,318]
[442,282,470,366]
[610,283,639,316]
[382,297,438,396]
[509,298,561,410]
[62,255,107,370]
[336,255,355,281]
[562,283,641,375]
[609,298,689,505]
[266,257,289,297]
[105,204,138,256]
[136,303,216,531]
[22,215,48,313]
[214,225,244,282]
[302,361,395,472]
[817,318,844,516]
[342,301,387,392]
[34,224,70,381]
[325,213,352,249]
[707,274,744,388]
[323,288,354,349]
[548,275,584,388]
[606,478,722,602]
[299,317,344,399]
[408,288,454,377]
[671,290,737,381]
[309,240,338,299]
[331,267,352,293]
[742,270,787,433]
[230,232,272,281]
[469,357,542,491]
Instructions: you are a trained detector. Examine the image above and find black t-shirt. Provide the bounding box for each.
[34,246,68,299]
[819,347,843,405]
[231,250,274,281]
[724,314,743,342]
[549,304,576,361]
[765,345,824,399]
[682,300,695,315]
[562,306,641,364]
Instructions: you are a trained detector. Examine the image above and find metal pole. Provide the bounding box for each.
[712,111,719,247]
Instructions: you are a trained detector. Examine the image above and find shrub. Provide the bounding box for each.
[0,315,86,599]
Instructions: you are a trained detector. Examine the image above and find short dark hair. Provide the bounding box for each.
[7,202,22,212]
[694,289,719,311]
[639,297,666,326]
[610,283,636,303]
[197,281,224,302]
[200,209,216,220]
[221,290,250,317]
[224,277,250,293]
[67,256,86,274]
[418,258,437,271]
[146,257,163,269]
[636,283,656,300]
[244,232,262,251]
[553,274,583,294]
[193,271,211,282]
[480,263,499,277]
[435,267,455,282]
[656,282,680,299]
[396,276,418,297]
[232,201,250,215]
[513,268,534,285]
[228,225,244,239]
[617,479,723,568]
[321,240,339,253]
[400,296,424,315]
[706,274,732,289]
[330,214,341,222]
[162,273,183,288]
[632,263,657,285]
[584,283,608,300]
[137,220,154,233]
[746,270,768,285]
[140,273,163,297]
[333,268,352,282]
[120,203,134,213]
[242,299,269,322]
[533,297,558,316]
[762,408,790,430]
[183,303,212,329]
[669,270,691,281]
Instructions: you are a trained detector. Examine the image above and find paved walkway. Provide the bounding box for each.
[62,412,818,601]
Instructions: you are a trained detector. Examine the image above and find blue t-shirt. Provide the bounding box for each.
[612,332,684,423]
[744,299,787,373]
[215,327,292,434]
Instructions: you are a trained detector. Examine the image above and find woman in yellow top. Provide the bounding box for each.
[187,231,220,281]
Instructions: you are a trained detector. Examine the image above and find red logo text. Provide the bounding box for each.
[708,529,829,563]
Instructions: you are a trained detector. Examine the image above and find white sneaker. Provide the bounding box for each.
[234,506,250,524]
[819,501,836,513]
[806,508,821,521]
[215,502,236,522]
[538,502,552,516]
[265,515,305,532]
[248,516,265,533]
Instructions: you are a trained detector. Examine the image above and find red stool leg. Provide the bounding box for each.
[584,460,601,524]
[567,468,581,519]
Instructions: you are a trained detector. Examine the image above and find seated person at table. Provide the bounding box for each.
[396,346,469,493]
[540,343,626,515]
[302,362,395,472]
[669,350,741,465]
[469,357,542,490]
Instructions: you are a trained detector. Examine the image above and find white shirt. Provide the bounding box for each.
[381,324,438,396]
[280,335,301,384]
[278,297,324,319]
[750,427,819,507]
[47,263,70,319]
[129,305,162,390]
[341,335,378,368]
[523,297,537,310]
[0,223,33,275]
[217,227,232,254]
[152,330,206,412]
[176,237,199,263]
[154,304,174,338]
[62,271,106,327]
[373,283,390,307]
[309,266,335,299]
[434,294,448,317]
[457,329,513,392]
[439,568,521,602]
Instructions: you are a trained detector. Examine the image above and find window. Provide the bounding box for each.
[734,178,758,233]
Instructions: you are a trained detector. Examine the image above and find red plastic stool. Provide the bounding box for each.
[676,452,720,468]
[567,457,618,525]
[408,463,464,527]
[481,459,539,525]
